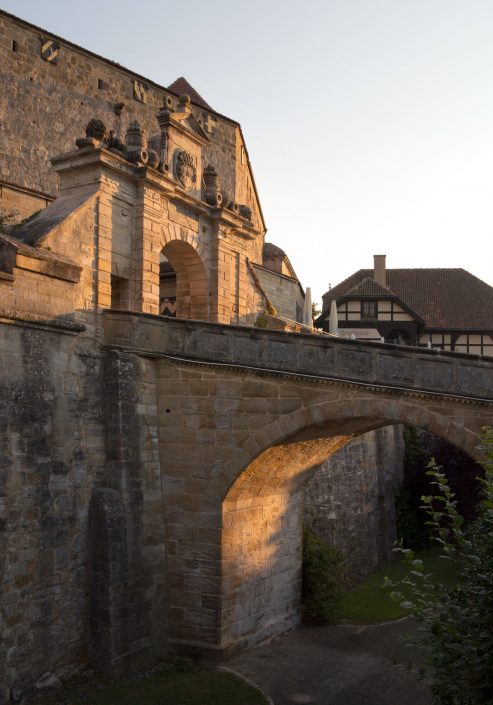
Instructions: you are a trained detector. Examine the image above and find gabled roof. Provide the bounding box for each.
[344,277,395,298]
[167,77,213,111]
[321,268,493,331]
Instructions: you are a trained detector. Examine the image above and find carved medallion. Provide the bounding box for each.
[174,150,196,190]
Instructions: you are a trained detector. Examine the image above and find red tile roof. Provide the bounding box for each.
[167,77,212,110]
[322,269,493,330]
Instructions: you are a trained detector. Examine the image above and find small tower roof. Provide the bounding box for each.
[167,77,212,110]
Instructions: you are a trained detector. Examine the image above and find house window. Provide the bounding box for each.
[361,300,377,320]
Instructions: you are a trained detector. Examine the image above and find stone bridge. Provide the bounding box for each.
[97,311,493,669]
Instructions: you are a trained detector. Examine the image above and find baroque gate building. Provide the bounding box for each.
[2,10,492,705]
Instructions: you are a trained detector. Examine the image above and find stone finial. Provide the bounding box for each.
[178,94,191,111]
[157,105,171,126]
[75,118,108,149]
[126,120,146,148]
[203,165,222,206]
[86,119,108,141]
[125,120,149,166]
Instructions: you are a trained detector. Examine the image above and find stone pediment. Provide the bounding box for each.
[158,97,209,148]
[181,112,209,142]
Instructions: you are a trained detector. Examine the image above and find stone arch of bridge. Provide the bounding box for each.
[218,395,482,650]
[160,239,209,320]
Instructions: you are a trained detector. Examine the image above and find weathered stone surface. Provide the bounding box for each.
[0,323,104,702]
[104,311,493,402]
[0,13,262,237]
[305,425,405,583]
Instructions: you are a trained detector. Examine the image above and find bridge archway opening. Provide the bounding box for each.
[220,411,480,650]
[160,240,209,320]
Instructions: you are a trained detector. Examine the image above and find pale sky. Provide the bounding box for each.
[3,0,493,304]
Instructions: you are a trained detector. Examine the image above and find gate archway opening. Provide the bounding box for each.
[219,409,481,651]
[160,240,209,321]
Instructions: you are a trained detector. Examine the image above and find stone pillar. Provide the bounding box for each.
[208,223,238,324]
[88,349,168,675]
[132,183,162,315]
[88,488,128,674]
[94,185,117,310]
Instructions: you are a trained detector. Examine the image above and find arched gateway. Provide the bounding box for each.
[160,239,209,320]
[101,312,493,662]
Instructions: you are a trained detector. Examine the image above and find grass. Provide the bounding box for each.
[38,668,269,705]
[334,548,461,624]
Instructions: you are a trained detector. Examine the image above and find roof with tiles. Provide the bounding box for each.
[344,277,396,298]
[167,77,213,111]
[321,268,493,330]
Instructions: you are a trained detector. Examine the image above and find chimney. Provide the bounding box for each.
[373,254,386,287]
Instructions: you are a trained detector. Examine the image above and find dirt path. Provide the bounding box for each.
[228,619,433,705]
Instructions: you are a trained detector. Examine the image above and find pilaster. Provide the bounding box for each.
[132,182,163,314]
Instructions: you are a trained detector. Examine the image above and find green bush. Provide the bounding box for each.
[385,427,493,705]
[302,527,345,623]
[396,426,484,551]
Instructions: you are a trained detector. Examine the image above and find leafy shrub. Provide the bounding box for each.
[302,527,345,623]
[385,427,493,705]
[395,426,483,550]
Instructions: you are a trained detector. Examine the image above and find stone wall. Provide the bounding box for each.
[0,322,104,703]
[0,324,169,703]
[253,264,304,323]
[304,425,405,583]
[0,10,263,233]
[1,309,492,699]
[0,184,52,222]
[91,350,168,675]
[222,493,303,647]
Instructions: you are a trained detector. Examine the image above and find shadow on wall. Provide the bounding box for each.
[219,413,481,652]
[304,425,405,585]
